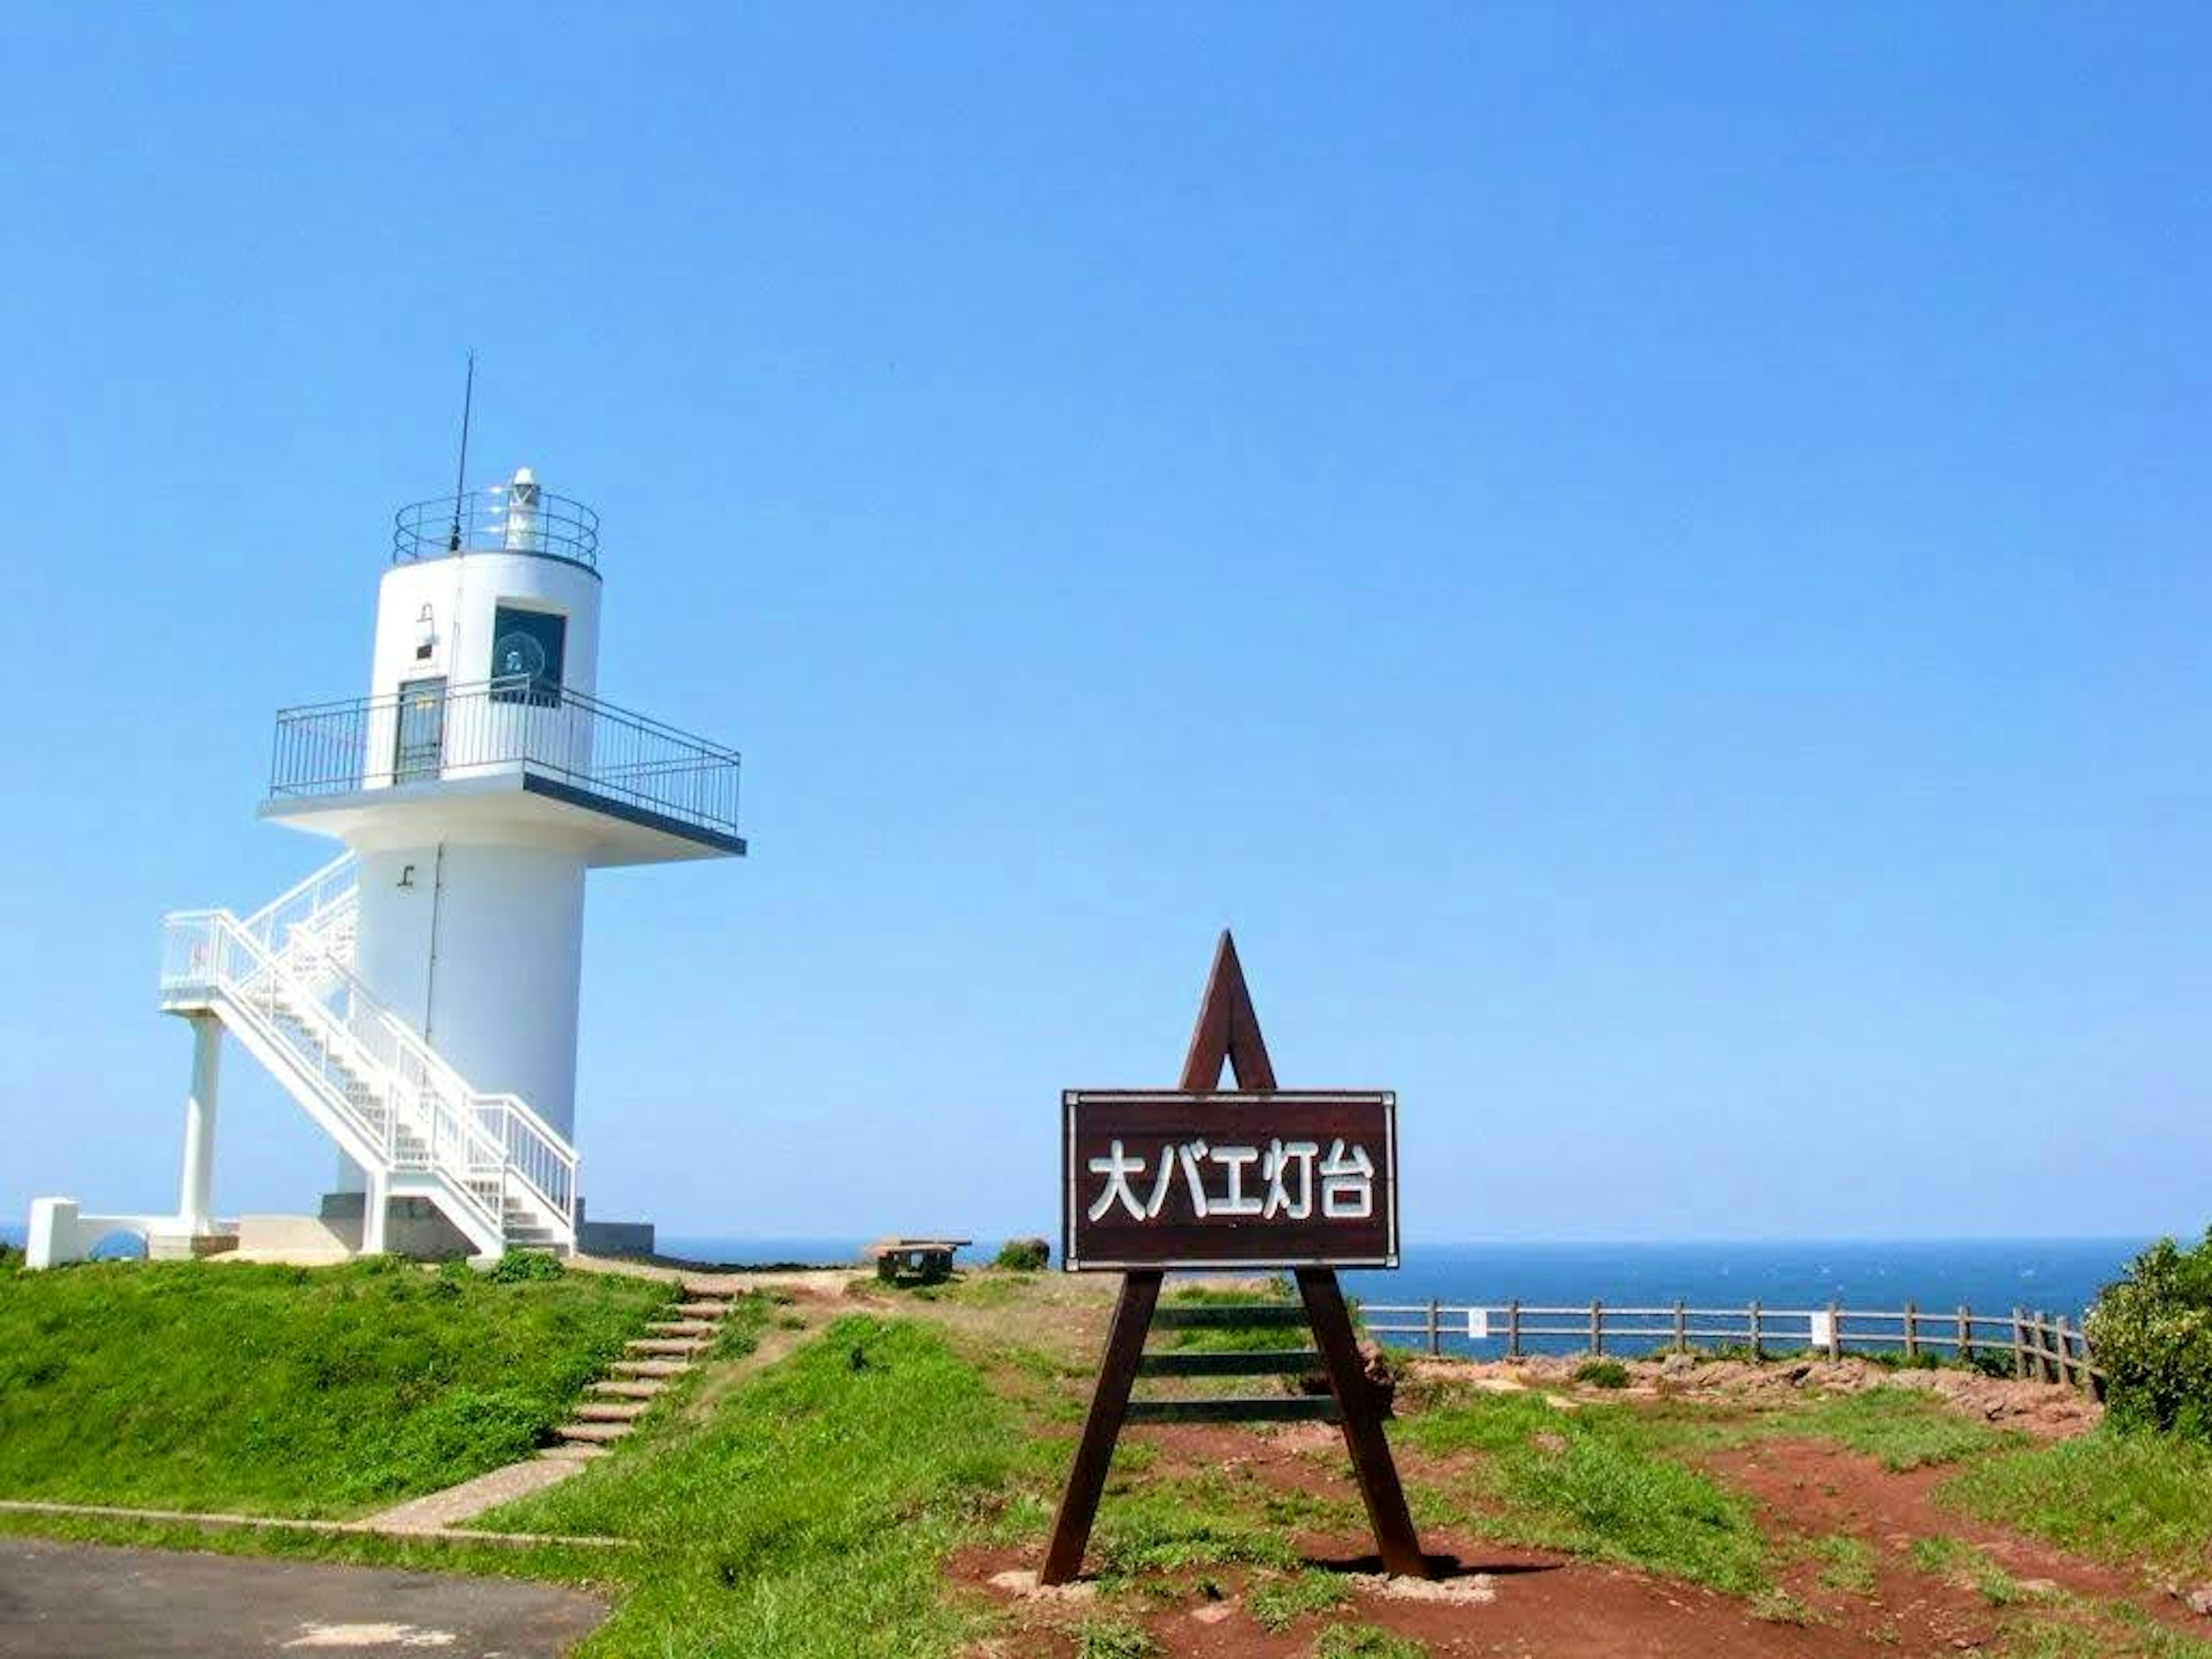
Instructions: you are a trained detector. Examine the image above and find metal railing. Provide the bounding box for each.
[238,852,358,960]
[1361,1299,2103,1391]
[160,883,578,1250]
[269,676,743,843]
[393,488,600,567]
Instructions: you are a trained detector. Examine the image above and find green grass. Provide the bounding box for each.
[1807,1532,1878,1594]
[1779,1386,2017,1471]
[1941,1426,2212,1575]
[1312,1623,1427,1658]
[1154,1282,1313,1354]
[1074,1619,1160,1658]
[0,1257,668,1516]
[1090,1478,1303,1580]
[1908,1534,2047,1606]
[1396,1390,1770,1594]
[1247,1567,1350,1631]
[486,1315,1018,1658]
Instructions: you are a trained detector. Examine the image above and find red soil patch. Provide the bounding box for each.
[955,1423,2205,1656]
[1713,1437,2199,1641]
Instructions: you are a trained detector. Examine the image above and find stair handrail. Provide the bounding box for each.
[239,853,359,955]
[169,894,574,1247]
[276,921,578,1234]
[161,908,395,1166]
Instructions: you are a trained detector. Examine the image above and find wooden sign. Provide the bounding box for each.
[1062,1090,1399,1270]
[1040,932,1428,1585]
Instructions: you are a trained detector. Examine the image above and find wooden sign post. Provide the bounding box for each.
[1041,931,1427,1584]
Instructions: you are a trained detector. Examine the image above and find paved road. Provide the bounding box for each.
[0,1536,607,1658]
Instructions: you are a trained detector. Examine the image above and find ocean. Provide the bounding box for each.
[659,1233,2151,1356]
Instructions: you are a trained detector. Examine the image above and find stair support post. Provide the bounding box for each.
[362,1169,390,1255]
[176,1015,223,1234]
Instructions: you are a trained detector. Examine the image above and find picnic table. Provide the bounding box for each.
[865,1237,971,1283]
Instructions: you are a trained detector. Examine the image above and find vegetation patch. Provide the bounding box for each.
[1806,1531,1877,1594]
[994,1237,1051,1272]
[1074,1618,1160,1658]
[487,1316,1016,1658]
[1778,1386,2016,1471]
[1941,1426,2212,1577]
[2086,1230,2212,1443]
[1573,1358,1632,1389]
[0,1257,666,1517]
[1396,1390,1770,1595]
[1312,1622,1427,1658]
[1247,1567,1350,1631]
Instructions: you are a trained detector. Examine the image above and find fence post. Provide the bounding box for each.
[2036,1311,2055,1384]
[1426,1298,1440,1359]
[1903,1300,1918,1362]
[1590,1299,1603,1357]
[1673,1300,1687,1354]
[1506,1298,1522,1361]
[2054,1315,2074,1390]
[1826,1299,1842,1362]
[2011,1307,2026,1380]
[1957,1304,1972,1366]
[1749,1300,1762,1361]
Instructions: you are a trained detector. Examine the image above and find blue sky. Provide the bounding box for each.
[1,6,2206,1243]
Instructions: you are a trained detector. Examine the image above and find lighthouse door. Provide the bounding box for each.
[394,677,448,782]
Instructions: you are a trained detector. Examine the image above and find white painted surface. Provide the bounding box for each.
[370,547,601,707]
[25,1198,185,1268]
[175,1016,221,1232]
[353,840,588,1140]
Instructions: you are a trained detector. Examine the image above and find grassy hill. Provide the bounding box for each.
[0,1254,667,1516]
[6,1261,2212,1657]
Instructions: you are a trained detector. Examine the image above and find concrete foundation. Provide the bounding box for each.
[317,1192,480,1260]
[574,1199,653,1259]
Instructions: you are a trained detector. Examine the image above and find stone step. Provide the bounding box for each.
[679,1283,739,1302]
[555,1421,634,1445]
[589,1379,666,1400]
[646,1319,715,1336]
[540,1442,607,1463]
[611,1359,691,1378]
[626,1338,706,1356]
[574,1401,649,1423]
[673,1300,731,1319]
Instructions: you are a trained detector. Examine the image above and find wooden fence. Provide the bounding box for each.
[1359,1300,2103,1393]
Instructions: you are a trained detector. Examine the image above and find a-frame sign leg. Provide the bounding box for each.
[1296,1267,1427,1577]
[1039,1268,1160,1585]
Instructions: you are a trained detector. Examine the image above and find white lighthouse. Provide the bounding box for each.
[27,469,744,1267]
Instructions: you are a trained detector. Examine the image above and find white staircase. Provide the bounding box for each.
[159,854,578,1256]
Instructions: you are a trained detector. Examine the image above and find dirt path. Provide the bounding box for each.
[959,1415,2203,1657]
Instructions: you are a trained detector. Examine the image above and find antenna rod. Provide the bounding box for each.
[446,350,476,552]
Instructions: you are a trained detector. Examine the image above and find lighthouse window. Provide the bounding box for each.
[488,606,566,706]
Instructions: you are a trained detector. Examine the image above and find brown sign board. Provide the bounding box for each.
[1062,1090,1399,1271]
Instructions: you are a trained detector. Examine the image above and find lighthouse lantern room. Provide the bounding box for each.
[26,469,744,1267]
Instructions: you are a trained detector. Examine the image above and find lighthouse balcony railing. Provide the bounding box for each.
[268,676,743,844]
[392,488,600,569]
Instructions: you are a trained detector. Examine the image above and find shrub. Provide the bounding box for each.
[486,1248,566,1284]
[1574,1358,1631,1389]
[2084,1229,2212,1441]
[994,1237,1051,1272]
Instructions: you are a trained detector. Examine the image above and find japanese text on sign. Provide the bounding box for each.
[1062,1091,1397,1271]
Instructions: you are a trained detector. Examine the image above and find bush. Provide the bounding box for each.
[1574,1358,1632,1389]
[486,1248,566,1284]
[2084,1229,2212,1441]
[994,1237,1051,1272]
